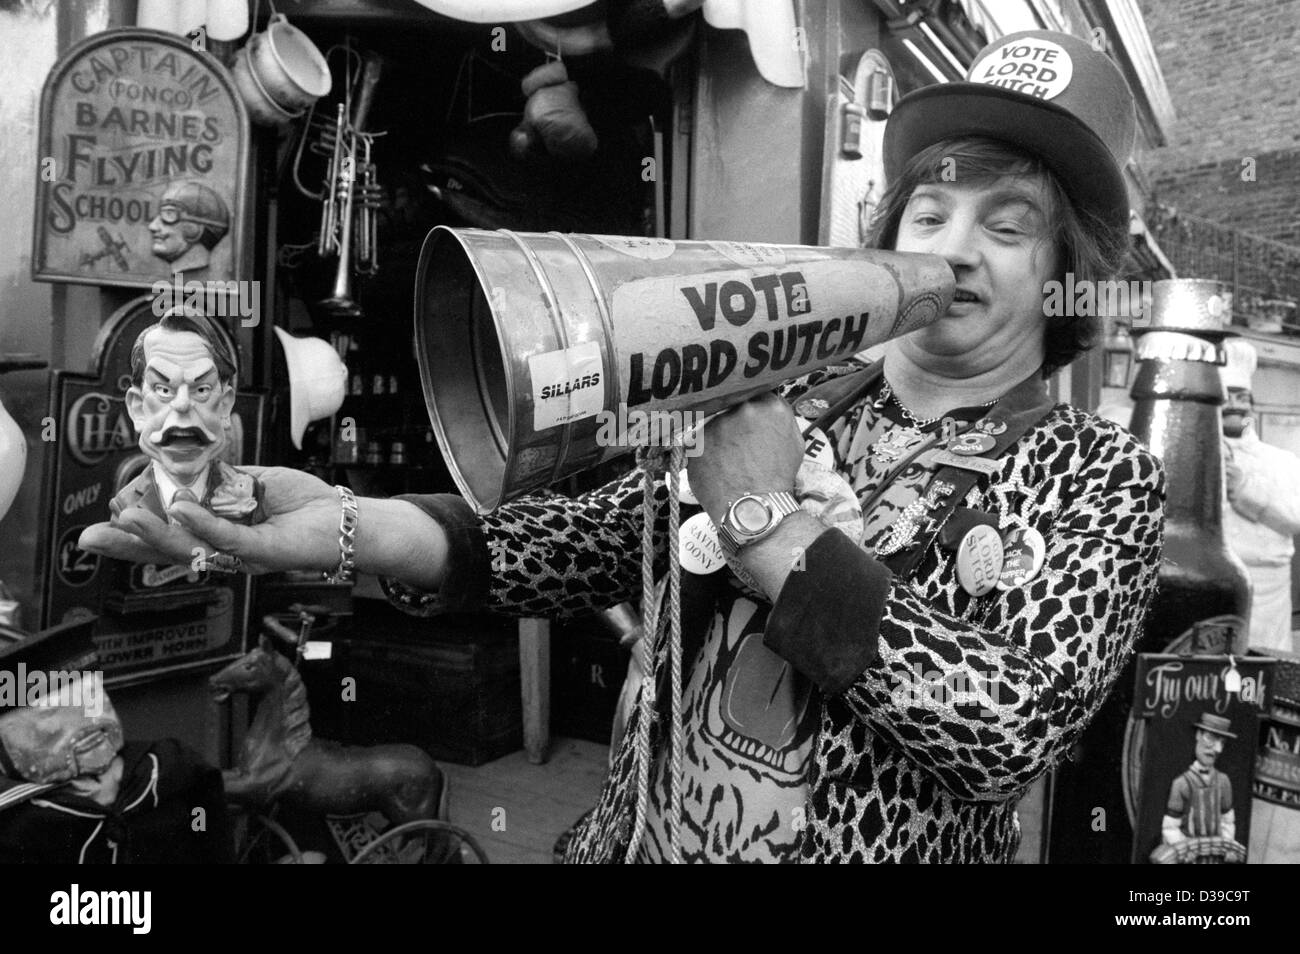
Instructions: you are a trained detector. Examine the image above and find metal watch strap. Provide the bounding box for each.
[323,485,358,584]
[718,490,801,554]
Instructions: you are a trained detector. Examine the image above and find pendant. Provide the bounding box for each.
[874,479,955,557]
[871,426,921,463]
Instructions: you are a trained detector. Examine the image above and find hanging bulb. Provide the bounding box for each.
[136,0,177,32]
[207,0,249,42]
[0,394,26,525]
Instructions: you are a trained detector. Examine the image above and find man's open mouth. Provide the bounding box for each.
[952,289,980,303]
[158,427,212,448]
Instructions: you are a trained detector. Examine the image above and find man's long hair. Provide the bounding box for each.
[866,137,1129,377]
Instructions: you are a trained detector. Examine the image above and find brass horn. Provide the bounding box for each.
[314,53,383,318]
[414,228,954,512]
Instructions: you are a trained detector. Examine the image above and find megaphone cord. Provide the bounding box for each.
[623,444,687,863]
[665,445,685,864]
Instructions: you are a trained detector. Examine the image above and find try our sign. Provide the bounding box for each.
[1130,654,1273,865]
[32,29,251,290]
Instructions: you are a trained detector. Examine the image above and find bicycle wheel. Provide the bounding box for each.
[349,820,489,864]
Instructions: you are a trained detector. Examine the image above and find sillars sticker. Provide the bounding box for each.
[528,341,605,431]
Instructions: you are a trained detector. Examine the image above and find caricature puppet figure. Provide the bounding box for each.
[110,308,265,526]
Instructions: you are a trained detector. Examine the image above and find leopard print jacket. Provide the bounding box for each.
[385,366,1166,863]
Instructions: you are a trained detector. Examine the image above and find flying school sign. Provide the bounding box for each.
[32,29,251,290]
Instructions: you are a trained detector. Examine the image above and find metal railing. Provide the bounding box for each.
[1148,206,1300,335]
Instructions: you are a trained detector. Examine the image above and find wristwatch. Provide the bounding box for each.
[716,491,802,555]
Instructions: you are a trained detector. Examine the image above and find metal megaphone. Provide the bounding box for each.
[415,228,954,512]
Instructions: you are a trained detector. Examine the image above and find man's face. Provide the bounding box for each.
[126,327,234,482]
[1195,728,1225,768]
[892,176,1059,375]
[1222,387,1253,438]
[148,205,193,262]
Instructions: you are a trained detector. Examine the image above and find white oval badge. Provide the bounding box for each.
[972,38,1073,101]
[957,524,1004,597]
[679,512,725,575]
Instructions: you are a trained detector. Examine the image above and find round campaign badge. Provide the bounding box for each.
[956,524,1004,597]
[796,417,835,469]
[970,36,1074,101]
[950,432,996,456]
[678,512,726,575]
[997,526,1046,590]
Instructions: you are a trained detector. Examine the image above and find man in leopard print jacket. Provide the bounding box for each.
[81,30,1166,863]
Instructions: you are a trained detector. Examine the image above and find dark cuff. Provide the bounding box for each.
[763,528,891,694]
[378,493,490,616]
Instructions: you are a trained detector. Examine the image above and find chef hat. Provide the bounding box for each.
[1221,338,1258,391]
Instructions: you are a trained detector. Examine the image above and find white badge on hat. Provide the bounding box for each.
[971,37,1074,101]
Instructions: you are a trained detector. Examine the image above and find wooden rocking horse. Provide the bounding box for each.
[209,635,447,829]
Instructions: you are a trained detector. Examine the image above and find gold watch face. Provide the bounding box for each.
[732,496,772,535]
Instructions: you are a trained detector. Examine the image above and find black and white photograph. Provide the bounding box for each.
[0,0,1295,931]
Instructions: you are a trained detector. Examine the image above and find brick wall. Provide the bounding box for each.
[1137,0,1300,244]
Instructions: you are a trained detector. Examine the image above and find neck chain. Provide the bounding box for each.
[880,378,998,429]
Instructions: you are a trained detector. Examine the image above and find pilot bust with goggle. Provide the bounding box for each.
[148,180,230,275]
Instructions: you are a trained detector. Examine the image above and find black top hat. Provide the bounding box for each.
[884,30,1137,233]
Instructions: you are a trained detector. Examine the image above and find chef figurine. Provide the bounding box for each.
[110,308,265,532]
[1221,339,1300,652]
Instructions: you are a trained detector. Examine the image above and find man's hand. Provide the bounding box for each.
[80,465,340,574]
[686,392,803,523]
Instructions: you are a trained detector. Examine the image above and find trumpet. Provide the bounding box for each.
[296,51,384,317]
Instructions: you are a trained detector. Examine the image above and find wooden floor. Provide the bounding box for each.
[442,737,610,864]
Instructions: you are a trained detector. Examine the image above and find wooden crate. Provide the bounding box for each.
[300,602,522,766]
